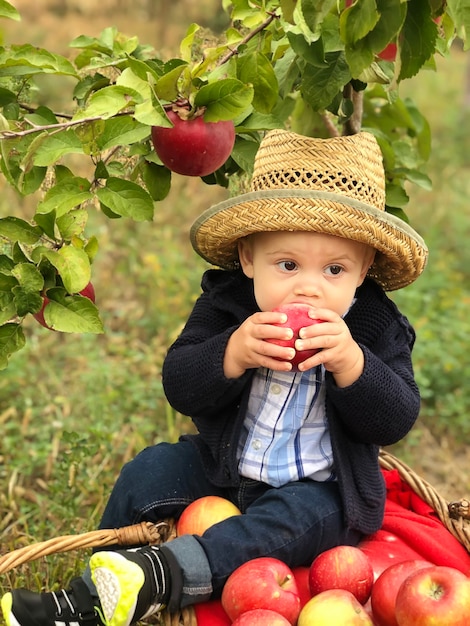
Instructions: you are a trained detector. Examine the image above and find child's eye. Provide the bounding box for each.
[325,265,343,276]
[278,260,297,272]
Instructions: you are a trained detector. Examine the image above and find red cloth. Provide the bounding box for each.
[376,469,470,574]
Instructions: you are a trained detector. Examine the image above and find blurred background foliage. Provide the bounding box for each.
[1,0,470,601]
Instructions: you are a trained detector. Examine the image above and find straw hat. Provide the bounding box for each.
[190,129,428,290]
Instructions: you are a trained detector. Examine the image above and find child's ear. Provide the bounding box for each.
[358,248,376,285]
[237,237,254,278]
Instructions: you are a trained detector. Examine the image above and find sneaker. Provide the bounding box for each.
[90,546,171,626]
[1,577,104,626]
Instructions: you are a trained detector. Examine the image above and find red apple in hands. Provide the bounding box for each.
[221,557,301,625]
[33,281,96,330]
[309,545,374,605]
[395,565,470,626]
[151,108,235,177]
[370,560,433,626]
[266,303,324,371]
[231,608,292,625]
[176,495,241,536]
[298,589,374,625]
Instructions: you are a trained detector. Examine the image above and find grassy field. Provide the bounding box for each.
[1,2,470,620]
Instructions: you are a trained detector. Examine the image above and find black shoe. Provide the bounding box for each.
[1,577,104,626]
[90,546,172,626]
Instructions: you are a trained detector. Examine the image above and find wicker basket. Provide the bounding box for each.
[1,450,469,625]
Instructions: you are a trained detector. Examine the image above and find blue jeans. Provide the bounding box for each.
[88,440,361,608]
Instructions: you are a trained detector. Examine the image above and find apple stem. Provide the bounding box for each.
[280,574,292,588]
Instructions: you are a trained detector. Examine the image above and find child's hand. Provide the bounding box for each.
[294,307,365,387]
[223,311,298,378]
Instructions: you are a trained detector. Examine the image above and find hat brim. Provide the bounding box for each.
[190,189,428,291]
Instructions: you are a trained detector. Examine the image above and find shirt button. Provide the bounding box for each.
[271,384,282,395]
[252,439,262,450]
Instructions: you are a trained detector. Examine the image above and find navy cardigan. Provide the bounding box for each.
[162,270,420,535]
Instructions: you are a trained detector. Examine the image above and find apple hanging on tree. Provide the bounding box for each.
[33,282,96,331]
[151,107,235,177]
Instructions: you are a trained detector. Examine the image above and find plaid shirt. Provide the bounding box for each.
[237,366,335,487]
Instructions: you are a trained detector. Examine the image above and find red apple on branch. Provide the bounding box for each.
[298,589,374,625]
[176,495,241,536]
[33,282,96,330]
[266,303,324,371]
[309,545,374,605]
[395,565,470,626]
[221,557,301,625]
[370,559,433,626]
[151,108,235,177]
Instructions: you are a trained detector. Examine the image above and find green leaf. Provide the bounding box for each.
[0,323,25,369]
[0,0,21,21]
[300,51,351,110]
[194,79,254,122]
[56,209,88,240]
[340,0,379,45]
[237,52,278,114]
[0,217,42,244]
[32,130,85,166]
[97,116,149,150]
[0,86,17,105]
[11,263,44,291]
[0,44,78,77]
[400,4,438,80]
[141,161,171,201]
[12,286,43,317]
[446,0,470,50]
[96,178,154,221]
[36,177,92,217]
[41,246,91,294]
[154,62,189,101]
[74,85,143,120]
[42,291,104,333]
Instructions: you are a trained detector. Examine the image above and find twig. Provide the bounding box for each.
[0,112,130,140]
[217,11,279,66]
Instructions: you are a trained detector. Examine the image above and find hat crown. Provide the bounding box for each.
[251,129,386,213]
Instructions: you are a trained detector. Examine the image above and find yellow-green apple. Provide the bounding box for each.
[266,304,324,371]
[176,495,241,536]
[395,565,470,626]
[370,559,433,626]
[231,608,292,625]
[221,557,301,625]
[298,589,374,625]
[151,108,235,177]
[33,281,96,330]
[309,545,374,604]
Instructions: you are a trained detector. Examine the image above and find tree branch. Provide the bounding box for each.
[217,11,279,66]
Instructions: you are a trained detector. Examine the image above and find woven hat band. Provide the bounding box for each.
[251,130,386,211]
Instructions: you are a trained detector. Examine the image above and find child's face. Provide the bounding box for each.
[238,231,375,316]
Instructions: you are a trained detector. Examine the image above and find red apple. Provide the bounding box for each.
[221,557,301,625]
[378,42,397,62]
[266,303,324,371]
[176,495,241,536]
[231,608,292,625]
[370,560,433,626]
[309,545,374,605]
[151,108,235,177]
[33,281,96,330]
[298,589,374,625]
[359,530,427,580]
[395,565,470,626]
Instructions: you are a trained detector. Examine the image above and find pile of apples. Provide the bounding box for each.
[177,496,470,626]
